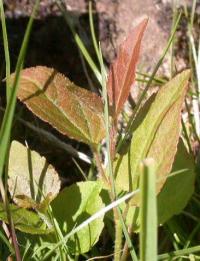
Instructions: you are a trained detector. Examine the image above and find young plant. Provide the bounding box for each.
[0,14,196,261]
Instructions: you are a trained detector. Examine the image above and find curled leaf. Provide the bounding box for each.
[107,18,148,117]
[10,66,105,147]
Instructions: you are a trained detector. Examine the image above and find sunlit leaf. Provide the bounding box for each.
[107,19,148,117]
[8,141,61,208]
[51,181,104,254]
[0,203,51,234]
[10,66,105,147]
[113,70,190,204]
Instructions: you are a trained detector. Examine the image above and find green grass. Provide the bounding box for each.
[0,0,40,260]
[139,159,157,261]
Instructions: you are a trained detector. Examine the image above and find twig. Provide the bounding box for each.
[86,250,123,261]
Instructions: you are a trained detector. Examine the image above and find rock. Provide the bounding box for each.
[96,0,172,75]
[4,0,172,74]
[4,0,87,18]
[4,0,199,75]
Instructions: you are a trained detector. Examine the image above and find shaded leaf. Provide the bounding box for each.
[102,140,195,232]
[0,203,51,234]
[113,70,190,204]
[157,139,196,224]
[51,181,104,254]
[8,141,61,208]
[124,138,196,230]
[10,66,105,147]
[107,19,148,117]
[17,232,57,260]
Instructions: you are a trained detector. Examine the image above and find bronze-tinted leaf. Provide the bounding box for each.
[11,66,105,147]
[107,19,148,117]
[113,70,190,204]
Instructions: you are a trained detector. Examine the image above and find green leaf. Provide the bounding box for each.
[0,203,50,234]
[122,138,196,231]
[157,139,196,224]
[102,139,195,233]
[10,66,105,147]
[8,141,61,208]
[51,181,104,254]
[114,70,190,204]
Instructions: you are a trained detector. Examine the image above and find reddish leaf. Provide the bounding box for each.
[107,18,148,117]
[10,66,105,147]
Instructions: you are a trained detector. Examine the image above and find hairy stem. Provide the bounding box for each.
[93,149,110,186]
[121,226,133,261]
[114,218,123,261]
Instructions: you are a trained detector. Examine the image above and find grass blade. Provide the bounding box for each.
[140,159,157,261]
[158,245,200,260]
[0,0,40,178]
[0,1,39,259]
[56,0,101,83]
[89,1,101,63]
[0,228,14,254]
[0,0,10,102]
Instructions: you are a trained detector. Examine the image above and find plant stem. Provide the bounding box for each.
[121,241,129,261]
[98,44,125,261]
[121,225,134,261]
[99,43,138,261]
[0,179,21,261]
[93,150,110,186]
[93,150,123,261]
[120,205,133,261]
[181,117,193,156]
[185,99,200,144]
[114,218,123,261]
